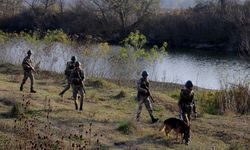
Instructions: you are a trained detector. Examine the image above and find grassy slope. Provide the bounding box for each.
[0,63,249,150]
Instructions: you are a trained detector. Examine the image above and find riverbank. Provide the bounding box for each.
[0,63,249,149]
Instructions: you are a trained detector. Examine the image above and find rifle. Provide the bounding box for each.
[23,61,37,73]
[145,86,155,103]
[30,66,37,73]
[27,64,37,73]
[76,69,86,94]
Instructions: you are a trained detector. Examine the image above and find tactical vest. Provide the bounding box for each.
[22,56,32,72]
[65,61,75,76]
[138,78,149,96]
[180,89,194,113]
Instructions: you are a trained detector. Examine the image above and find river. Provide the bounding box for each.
[0,40,249,89]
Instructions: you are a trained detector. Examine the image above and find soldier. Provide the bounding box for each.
[70,61,85,111]
[178,80,197,145]
[20,50,36,93]
[59,56,76,97]
[135,71,159,123]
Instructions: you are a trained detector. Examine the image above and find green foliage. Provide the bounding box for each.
[134,48,149,59]
[19,31,40,44]
[117,120,136,134]
[44,29,70,44]
[9,103,21,118]
[197,91,220,115]
[118,47,129,61]
[98,42,111,57]
[0,30,8,43]
[123,30,147,50]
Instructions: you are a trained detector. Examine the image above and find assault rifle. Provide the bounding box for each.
[145,86,155,103]
[76,70,86,94]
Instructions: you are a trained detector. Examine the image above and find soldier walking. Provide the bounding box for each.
[135,71,158,123]
[59,56,76,97]
[178,80,197,145]
[20,50,36,93]
[70,61,85,111]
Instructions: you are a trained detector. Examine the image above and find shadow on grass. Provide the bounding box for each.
[113,134,181,149]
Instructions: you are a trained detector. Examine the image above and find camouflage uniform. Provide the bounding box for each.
[178,83,197,145]
[70,64,85,111]
[59,60,76,97]
[20,51,36,93]
[178,88,196,125]
[135,72,158,123]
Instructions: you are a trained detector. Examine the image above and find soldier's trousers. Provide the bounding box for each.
[21,70,34,90]
[180,111,191,142]
[60,77,70,95]
[72,85,84,110]
[136,96,153,121]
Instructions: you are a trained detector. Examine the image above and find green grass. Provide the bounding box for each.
[0,63,249,149]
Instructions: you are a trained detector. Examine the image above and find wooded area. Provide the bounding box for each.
[0,0,249,54]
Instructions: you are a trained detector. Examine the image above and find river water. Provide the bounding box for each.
[0,40,249,89]
[151,50,249,89]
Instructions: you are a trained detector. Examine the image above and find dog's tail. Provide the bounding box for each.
[159,124,166,132]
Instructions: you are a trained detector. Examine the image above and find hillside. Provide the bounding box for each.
[0,63,249,150]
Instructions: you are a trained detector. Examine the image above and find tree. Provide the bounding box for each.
[90,0,160,32]
[0,0,24,18]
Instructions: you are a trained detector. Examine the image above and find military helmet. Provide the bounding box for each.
[27,50,32,55]
[75,61,81,67]
[185,80,193,88]
[142,71,148,77]
[71,56,76,61]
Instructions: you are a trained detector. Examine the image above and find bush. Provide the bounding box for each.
[216,84,250,115]
[44,29,70,44]
[114,90,126,99]
[117,121,136,134]
[0,30,8,43]
[9,103,22,118]
[197,83,250,115]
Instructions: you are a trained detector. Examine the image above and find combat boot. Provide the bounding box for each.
[150,114,159,123]
[20,85,23,91]
[185,139,190,145]
[30,89,36,93]
[59,92,64,97]
[152,117,159,123]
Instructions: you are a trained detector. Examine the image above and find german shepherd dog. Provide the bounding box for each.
[159,118,190,143]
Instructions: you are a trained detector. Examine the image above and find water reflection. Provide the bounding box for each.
[0,41,249,89]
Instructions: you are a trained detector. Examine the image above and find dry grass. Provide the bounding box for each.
[0,63,249,149]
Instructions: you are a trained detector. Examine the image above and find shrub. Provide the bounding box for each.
[215,84,250,115]
[9,103,21,118]
[114,90,126,99]
[44,29,70,44]
[117,121,136,134]
[197,82,250,115]
[0,30,8,43]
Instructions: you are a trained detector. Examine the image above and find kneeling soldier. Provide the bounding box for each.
[70,61,85,111]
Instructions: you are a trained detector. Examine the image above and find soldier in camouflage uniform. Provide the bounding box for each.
[59,56,76,97]
[135,71,159,123]
[20,50,36,93]
[178,80,197,145]
[70,61,85,111]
